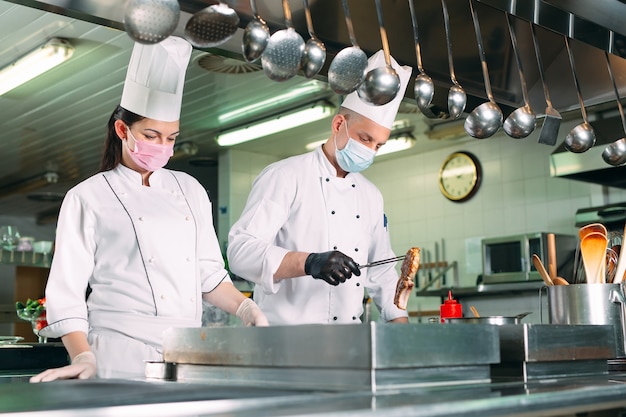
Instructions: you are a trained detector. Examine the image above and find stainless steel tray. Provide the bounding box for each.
[161,323,500,391]
[163,322,500,369]
[498,324,615,363]
[493,324,615,381]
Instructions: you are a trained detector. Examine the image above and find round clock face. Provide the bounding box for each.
[438,151,482,202]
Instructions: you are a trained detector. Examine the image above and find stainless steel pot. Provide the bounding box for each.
[547,283,626,357]
[445,312,532,325]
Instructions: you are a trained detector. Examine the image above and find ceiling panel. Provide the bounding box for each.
[0,0,466,220]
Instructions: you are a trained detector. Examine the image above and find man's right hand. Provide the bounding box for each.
[304,251,360,286]
[30,351,97,382]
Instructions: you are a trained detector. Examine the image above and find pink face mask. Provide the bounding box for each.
[125,127,174,172]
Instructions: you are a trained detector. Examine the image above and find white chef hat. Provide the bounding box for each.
[341,50,412,129]
[120,36,193,122]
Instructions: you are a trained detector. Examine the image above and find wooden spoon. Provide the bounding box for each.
[547,233,557,282]
[470,305,480,318]
[613,222,626,283]
[579,223,607,241]
[581,231,608,284]
[553,276,570,285]
[532,254,553,286]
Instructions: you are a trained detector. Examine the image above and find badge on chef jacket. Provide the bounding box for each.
[341,50,412,129]
[120,36,193,122]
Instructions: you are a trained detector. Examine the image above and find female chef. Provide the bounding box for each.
[227,51,411,325]
[31,37,267,382]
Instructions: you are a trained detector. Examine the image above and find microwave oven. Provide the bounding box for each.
[481,233,577,284]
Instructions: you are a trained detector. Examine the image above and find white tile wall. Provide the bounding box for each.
[217,150,279,252]
[216,120,626,319]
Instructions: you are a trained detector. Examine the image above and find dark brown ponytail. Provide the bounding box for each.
[98,105,145,172]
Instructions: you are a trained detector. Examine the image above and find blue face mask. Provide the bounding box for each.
[334,122,376,173]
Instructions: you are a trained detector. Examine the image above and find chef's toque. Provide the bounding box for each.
[120,36,193,122]
[340,50,412,129]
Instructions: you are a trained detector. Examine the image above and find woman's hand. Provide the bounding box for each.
[30,351,97,382]
[236,298,269,327]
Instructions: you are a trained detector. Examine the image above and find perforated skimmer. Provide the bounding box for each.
[123,0,180,44]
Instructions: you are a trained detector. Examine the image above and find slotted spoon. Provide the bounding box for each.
[261,0,305,82]
[124,0,180,44]
[184,2,240,49]
[327,0,367,95]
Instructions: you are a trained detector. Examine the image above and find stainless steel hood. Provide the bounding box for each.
[9,0,626,115]
[550,114,626,189]
[3,0,626,221]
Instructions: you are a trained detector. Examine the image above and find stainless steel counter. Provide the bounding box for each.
[2,374,626,417]
[1,324,622,416]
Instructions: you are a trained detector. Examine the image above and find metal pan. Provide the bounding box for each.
[445,312,532,325]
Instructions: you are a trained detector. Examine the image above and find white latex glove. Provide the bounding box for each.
[236,298,269,327]
[30,351,97,383]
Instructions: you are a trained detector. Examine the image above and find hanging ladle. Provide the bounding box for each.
[503,13,536,139]
[408,0,435,113]
[441,0,466,120]
[327,0,368,95]
[184,1,240,48]
[123,0,180,45]
[358,0,400,106]
[242,0,270,62]
[301,0,326,78]
[261,0,305,82]
[564,36,596,153]
[464,0,503,139]
[602,42,626,166]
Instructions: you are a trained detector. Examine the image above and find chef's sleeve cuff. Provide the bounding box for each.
[258,246,290,294]
[379,306,409,323]
[38,317,89,339]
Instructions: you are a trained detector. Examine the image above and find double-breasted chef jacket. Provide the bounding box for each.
[41,164,229,376]
[228,146,408,325]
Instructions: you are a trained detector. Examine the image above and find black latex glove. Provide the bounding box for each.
[304,251,361,286]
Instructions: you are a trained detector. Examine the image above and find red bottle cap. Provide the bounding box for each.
[440,290,462,323]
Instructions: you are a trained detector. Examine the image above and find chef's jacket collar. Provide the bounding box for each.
[315,144,360,179]
[115,163,166,188]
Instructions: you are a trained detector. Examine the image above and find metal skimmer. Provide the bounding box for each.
[184,2,240,49]
[124,0,180,44]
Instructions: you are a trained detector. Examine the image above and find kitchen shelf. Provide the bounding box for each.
[0,249,51,268]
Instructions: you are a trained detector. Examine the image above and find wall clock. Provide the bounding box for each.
[438,151,482,202]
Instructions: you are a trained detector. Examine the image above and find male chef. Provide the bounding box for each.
[227,50,412,325]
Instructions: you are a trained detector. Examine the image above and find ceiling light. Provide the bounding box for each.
[218,81,327,124]
[377,135,416,156]
[0,38,74,96]
[216,104,334,147]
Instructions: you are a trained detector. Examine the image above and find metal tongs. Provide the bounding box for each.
[358,255,405,269]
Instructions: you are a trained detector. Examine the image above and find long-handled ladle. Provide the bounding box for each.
[464,0,503,139]
[602,36,626,166]
[564,36,596,153]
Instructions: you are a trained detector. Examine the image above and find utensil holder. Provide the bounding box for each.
[542,283,626,357]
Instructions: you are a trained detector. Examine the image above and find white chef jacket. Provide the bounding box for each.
[41,164,230,378]
[227,146,408,325]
